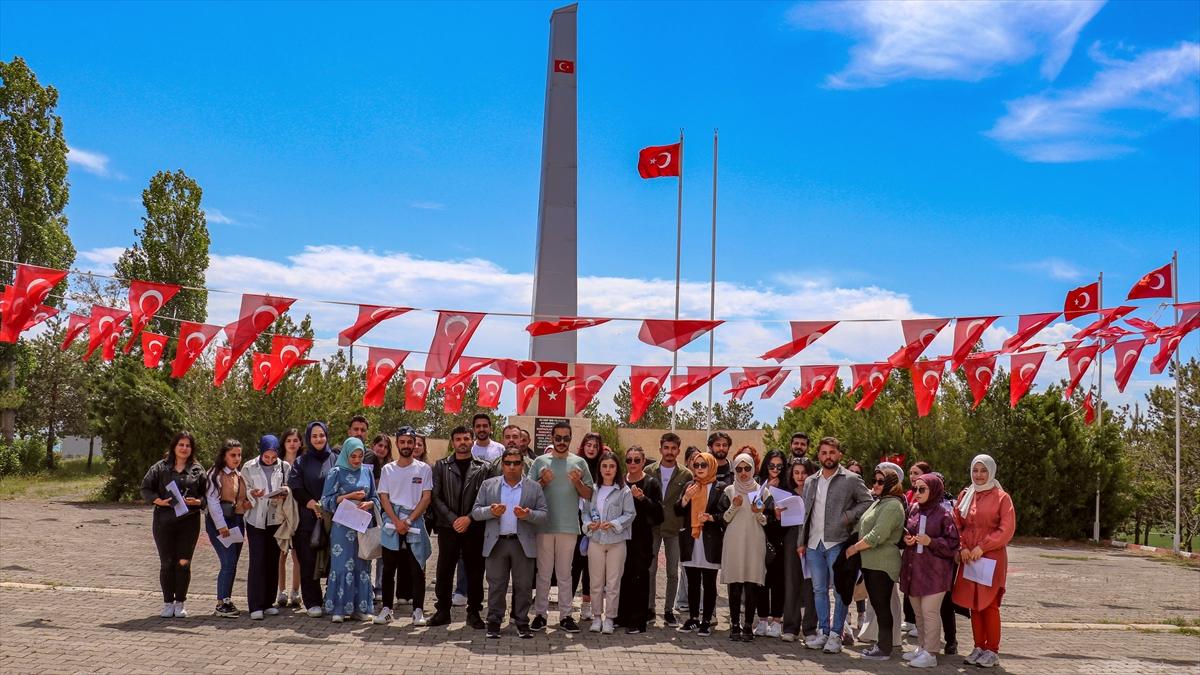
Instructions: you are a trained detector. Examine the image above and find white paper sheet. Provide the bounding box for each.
[768,486,794,505]
[165,480,189,517]
[917,515,928,553]
[217,526,244,547]
[332,499,373,533]
[777,496,806,527]
[963,557,997,587]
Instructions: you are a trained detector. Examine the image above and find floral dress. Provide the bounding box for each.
[320,465,379,617]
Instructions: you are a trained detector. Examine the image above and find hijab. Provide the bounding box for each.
[689,451,718,539]
[914,473,945,513]
[732,453,760,499]
[336,437,364,472]
[304,421,330,458]
[957,454,999,518]
[877,461,904,486]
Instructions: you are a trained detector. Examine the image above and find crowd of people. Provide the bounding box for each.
[141,415,1017,667]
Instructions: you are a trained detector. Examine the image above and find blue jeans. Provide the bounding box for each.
[805,541,847,636]
[205,513,244,602]
[455,556,468,596]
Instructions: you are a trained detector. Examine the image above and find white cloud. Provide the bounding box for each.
[989,41,1200,162]
[66,146,116,178]
[1017,258,1083,281]
[408,201,445,211]
[204,209,235,225]
[788,0,1103,88]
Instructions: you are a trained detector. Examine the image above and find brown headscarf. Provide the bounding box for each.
[689,451,718,539]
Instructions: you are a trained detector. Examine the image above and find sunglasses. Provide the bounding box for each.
[502,460,523,467]
[874,478,885,485]
[626,457,643,464]
[734,465,753,474]
[693,462,709,470]
[768,463,784,471]
[552,435,571,442]
[915,487,929,494]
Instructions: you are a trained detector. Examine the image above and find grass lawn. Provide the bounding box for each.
[1114,530,1200,551]
[0,458,109,501]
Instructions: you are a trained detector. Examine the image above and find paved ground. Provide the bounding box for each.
[1,498,1198,674]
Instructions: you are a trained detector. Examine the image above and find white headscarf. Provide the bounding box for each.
[732,453,760,499]
[957,454,999,518]
[876,462,904,485]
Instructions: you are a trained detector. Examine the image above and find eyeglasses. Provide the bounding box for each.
[768,463,784,471]
[627,457,643,464]
[693,462,709,470]
[915,487,929,494]
[552,435,571,442]
[874,478,885,485]
[502,460,523,467]
[734,466,752,474]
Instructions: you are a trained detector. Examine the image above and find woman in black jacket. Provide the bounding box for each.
[615,446,664,634]
[140,431,207,619]
[755,450,788,637]
[286,421,336,617]
[675,451,729,637]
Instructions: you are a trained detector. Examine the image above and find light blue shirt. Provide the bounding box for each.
[499,478,523,535]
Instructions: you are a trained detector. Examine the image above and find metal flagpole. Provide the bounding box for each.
[1173,250,1182,553]
[706,129,718,432]
[1094,272,1103,542]
[671,129,683,431]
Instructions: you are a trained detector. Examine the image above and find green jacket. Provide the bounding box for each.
[857,497,905,582]
[646,460,693,537]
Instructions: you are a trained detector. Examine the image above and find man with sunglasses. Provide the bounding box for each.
[530,422,594,633]
[472,447,548,638]
[797,436,872,654]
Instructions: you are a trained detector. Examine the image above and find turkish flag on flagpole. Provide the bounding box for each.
[1112,338,1145,392]
[60,313,89,351]
[404,371,434,411]
[172,322,222,378]
[963,352,998,410]
[363,347,409,407]
[637,143,681,179]
[664,366,726,406]
[629,366,671,424]
[1064,282,1100,320]
[83,306,129,361]
[525,317,610,337]
[1009,351,1046,408]
[638,319,722,352]
[1127,262,1173,300]
[911,359,947,417]
[0,263,68,343]
[784,365,839,410]
[424,311,485,378]
[141,331,168,369]
[949,316,998,369]
[337,305,411,346]
[1002,312,1060,353]
[213,347,235,387]
[759,321,838,362]
[225,294,297,362]
[887,319,950,368]
[1064,343,1098,398]
[124,280,181,353]
[570,363,617,410]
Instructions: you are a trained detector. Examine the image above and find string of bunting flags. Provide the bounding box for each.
[0,258,1195,424]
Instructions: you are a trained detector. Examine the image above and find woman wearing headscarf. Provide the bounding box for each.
[721,452,768,642]
[286,421,337,617]
[675,450,729,637]
[754,449,788,638]
[899,473,959,668]
[952,455,1015,669]
[844,462,906,661]
[320,437,380,622]
[243,434,291,620]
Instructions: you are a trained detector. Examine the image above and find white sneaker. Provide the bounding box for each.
[781,633,797,643]
[805,632,828,650]
[767,621,782,638]
[451,593,467,607]
[331,615,344,623]
[909,651,938,668]
[581,601,594,621]
[590,618,603,633]
[976,650,999,668]
[823,632,843,654]
[250,610,264,620]
[602,618,614,634]
[276,591,288,606]
[160,603,174,618]
[753,619,768,636]
[902,648,924,662]
[901,621,913,632]
[172,602,188,618]
[265,607,280,616]
[908,626,920,639]
[964,647,985,665]
[306,606,323,618]
[374,608,393,624]
[412,609,427,626]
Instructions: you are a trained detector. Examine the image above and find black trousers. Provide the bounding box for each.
[685,567,718,622]
[570,534,590,599]
[728,582,757,627]
[246,524,281,613]
[904,592,916,624]
[292,528,325,610]
[941,567,962,645]
[756,547,785,618]
[782,529,819,636]
[382,544,425,611]
[862,568,896,655]
[615,536,652,629]
[151,512,201,603]
[435,528,483,614]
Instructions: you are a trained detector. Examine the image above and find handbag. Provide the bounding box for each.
[309,520,326,548]
[357,503,383,560]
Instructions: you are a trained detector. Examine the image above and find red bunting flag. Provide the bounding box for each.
[1002,312,1060,353]
[962,352,998,410]
[1073,306,1135,340]
[1127,262,1172,300]
[172,322,222,378]
[1055,340,1083,360]
[17,302,59,332]
[784,365,839,410]
[265,336,314,392]
[725,366,783,395]
[887,318,950,368]
[60,313,88,351]
[84,306,129,361]
[570,363,617,410]
[1064,282,1099,320]
[949,316,998,369]
[142,331,168,369]
[476,374,504,409]
[525,317,610,337]
[337,305,412,346]
[0,263,68,342]
[726,371,749,401]
[760,369,791,399]
[443,378,469,414]
[1009,351,1046,408]
[759,321,838,362]
[213,347,235,387]
[637,143,681,179]
[1064,343,1098,399]
[664,366,726,406]
[363,347,409,407]
[1176,302,1200,334]
[251,352,273,391]
[638,319,722,352]
[424,311,485,378]
[1083,392,1096,424]
[1149,331,1184,375]
[225,294,297,362]
[124,280,180,353]
[492,358,561,383]
[854,363,892,411]
[911,359,947,417]
[630,366,672,424]
[537,375,573,417]
[1112,338,1145,392]
[438,357,496,393]
[404,371,434,411]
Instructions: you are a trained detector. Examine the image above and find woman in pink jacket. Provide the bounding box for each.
[952,454,1016,669]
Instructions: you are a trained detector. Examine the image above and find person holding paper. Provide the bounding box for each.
[721,453,768,642]
[952,455,1016,669]
[780,457,819,642]
[319,437,379,623]
[204,440,250,618]
[753,450,788,638]
[843,465,906,661]
[899,473,960,668]
[141,431,207,619]
[244,434,291,620]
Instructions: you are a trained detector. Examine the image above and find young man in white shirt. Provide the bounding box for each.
[471,413,505,463]
[375,426,433,627]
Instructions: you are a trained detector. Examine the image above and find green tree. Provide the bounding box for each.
[16,321,90,468]
[611,379,671,429]
[0,57,76,442]
[114,169,210,335]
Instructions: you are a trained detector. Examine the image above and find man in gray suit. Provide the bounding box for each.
[646,432,692,627]
[472,447,548,639]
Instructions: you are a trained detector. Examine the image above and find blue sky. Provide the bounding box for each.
[2,0,1198,421]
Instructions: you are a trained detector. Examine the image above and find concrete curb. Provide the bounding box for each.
[1106,539,1198,559]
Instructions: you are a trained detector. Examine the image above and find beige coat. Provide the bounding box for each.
[719,485,767,585]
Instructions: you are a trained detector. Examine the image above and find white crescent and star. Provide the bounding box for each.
[640,377,661,396]
[966,319,986,335]
[252,305,280,329]
[1075,356,1093,373]
[1074,292,1091,308]
[279,345,301,365]
[652,152,672,168]
[139,290,164,314]
[484,380,500,395]
[374,358,397,377]
[868,370,886,388]
[584,375,605,392]
[1019,363,1036,382]
[443,314,470,338]
[922,370,941,389]
[370,307,402,320]
[556,61,571,72]
[918,328,939,345]
[805,332,824,347]
[98,316,115,333]
[1121,350,1138,366]
[25,278,51,298]
[976,366,994,384]
[1148,273,1165,290]
[412,378,429,395]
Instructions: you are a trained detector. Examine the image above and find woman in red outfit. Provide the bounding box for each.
[951,454,1015,669]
